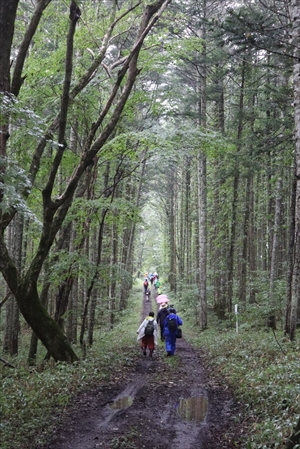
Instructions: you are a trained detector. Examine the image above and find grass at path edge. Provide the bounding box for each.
[0,284,145,449]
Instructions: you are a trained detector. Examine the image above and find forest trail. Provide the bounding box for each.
[38,292,245,449]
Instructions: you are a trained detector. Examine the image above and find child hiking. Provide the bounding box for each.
[136,311,158,357]
[163,307,183,356]
[143,278,149,295]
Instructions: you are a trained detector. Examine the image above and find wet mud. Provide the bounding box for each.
[37,295,245,449]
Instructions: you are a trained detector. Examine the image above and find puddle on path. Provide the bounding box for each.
[110,396,133,409]
[176,396,208,423]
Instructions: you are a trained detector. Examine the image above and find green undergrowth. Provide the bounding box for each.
[2,285,300,449]
[182,311,300,449]
[0,285,144,449]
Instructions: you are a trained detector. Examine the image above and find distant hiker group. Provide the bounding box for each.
[143,271,161,298]
[136,299,183,357]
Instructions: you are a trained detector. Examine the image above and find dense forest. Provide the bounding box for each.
[1,0,300,447]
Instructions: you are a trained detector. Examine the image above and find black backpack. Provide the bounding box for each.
[144,319,155,336]
[167,316,177,332]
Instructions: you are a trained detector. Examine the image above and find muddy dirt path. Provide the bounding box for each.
[39,294,244,449]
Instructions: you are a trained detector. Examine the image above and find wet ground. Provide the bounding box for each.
[37,295,246,449]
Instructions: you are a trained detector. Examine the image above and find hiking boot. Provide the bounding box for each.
[143,348,147,356]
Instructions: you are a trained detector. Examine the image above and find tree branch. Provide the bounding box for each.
[0,356,15,368]
[11,0,53,96]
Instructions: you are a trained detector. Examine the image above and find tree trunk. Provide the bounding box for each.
[238,177,250,306]
[88,228,98,344]
[268,178,282,329]
[227,58,246,313]
[0,0,171,361]
[169,168,177,293]
[197,0,207,331]
[109,220,118,329]
[212,65,226,317]
[285,165,296,334]
[80,207,108,346]
[289,0,300,341]
[21,279,78,361]
[28,274,50,363]
[185,158,192,285]
[3,215,23,355]
[248,176,257,304]
[0,0,19,202]
[286,414,300,448]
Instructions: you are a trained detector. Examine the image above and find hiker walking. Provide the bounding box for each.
[154,277,160,290]
[136,311,158,357]
[163,307,182,356]
[145,287,151,301]
[154,277,161,298]
[156,302,169,341]
[143,277,149,296]
[168,304,176,313]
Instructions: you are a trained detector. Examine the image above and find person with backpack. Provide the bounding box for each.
[136,311,158,357]
[156,302,169,341]
[143,278,149,295]
[163,307,183,356]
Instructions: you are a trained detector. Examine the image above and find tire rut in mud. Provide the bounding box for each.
[38,297,244,449]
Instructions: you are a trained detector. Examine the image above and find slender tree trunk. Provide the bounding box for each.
[66,226,78,344]
[109,220,117,329]
[198,154,207,329]
[248,175,257,304]
[3,295,13,354]
[124,151,147,283]
[238,177,250,306]
[80,208,108,346]
[197,0,207,330]
[212,167,222,317]
[212,66,226,317]
[289,0,300,341]
[178,168,184,293]
[67,275,78,344]
[285,166,296,334]
[268,178,283,329]
[185,159,192,285]
[7,215,23,355]
[227,58,246,313]
[88,228,98,343]
[169,168,177,292]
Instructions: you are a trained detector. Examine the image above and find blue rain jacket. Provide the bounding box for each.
[163,313,183,355]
